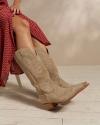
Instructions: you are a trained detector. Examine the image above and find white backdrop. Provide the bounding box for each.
[8,0,100,65]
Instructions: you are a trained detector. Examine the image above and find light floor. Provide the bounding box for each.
[0,65,100,125]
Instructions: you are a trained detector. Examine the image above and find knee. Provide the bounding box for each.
[20,18,30,28]
[12,15,30,32]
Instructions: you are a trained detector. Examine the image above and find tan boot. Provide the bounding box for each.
[14,48,89,110]
[34,41,90,88]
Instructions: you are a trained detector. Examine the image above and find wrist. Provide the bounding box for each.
[12,3,20,8]
[13,0,20,7]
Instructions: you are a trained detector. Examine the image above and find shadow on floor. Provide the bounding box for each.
[0,82,64,111]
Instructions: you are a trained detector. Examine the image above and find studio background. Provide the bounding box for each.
[8,0,100,65]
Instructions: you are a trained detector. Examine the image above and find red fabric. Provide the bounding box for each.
[0,0,51,87]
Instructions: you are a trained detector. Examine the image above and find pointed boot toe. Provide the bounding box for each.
[72,81,89,92]
[59,81,90,104]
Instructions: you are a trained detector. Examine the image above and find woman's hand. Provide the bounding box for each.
[10,4,21,15]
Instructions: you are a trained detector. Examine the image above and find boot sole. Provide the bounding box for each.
[42,103,58,110]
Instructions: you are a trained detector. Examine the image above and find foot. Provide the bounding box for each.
[38,81,89,110]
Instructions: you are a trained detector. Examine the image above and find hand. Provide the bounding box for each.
[10,4,21,15]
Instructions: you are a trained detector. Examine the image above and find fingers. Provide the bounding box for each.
[13,8,16,15]
[10,6,21,15]
[16,9,20,14]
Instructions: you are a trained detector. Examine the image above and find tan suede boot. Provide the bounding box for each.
[14,47,89,110]
[34,41,90,88]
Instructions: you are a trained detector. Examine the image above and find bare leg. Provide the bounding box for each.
[12,15,35,51]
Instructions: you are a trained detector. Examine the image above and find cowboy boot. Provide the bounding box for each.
[14,47,89,110]
[34,41,90,88]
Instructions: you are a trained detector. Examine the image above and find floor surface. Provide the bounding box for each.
[0,66,100,125]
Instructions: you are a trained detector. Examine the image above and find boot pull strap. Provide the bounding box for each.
[46,48,50,55]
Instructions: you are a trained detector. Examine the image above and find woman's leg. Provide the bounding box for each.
[12,15,35,50]
[12,15,89,110]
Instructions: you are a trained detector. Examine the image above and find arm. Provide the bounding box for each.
[13,0,21,6]
[10,0,21,15]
